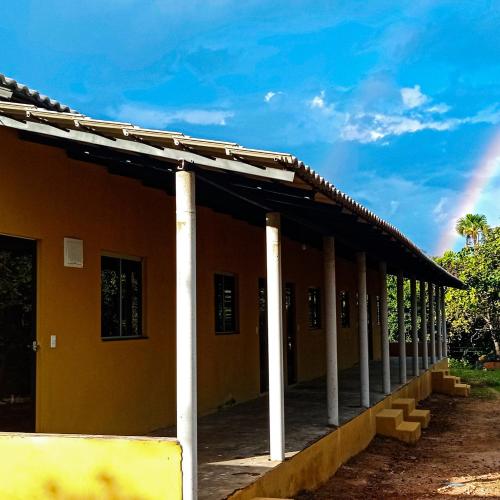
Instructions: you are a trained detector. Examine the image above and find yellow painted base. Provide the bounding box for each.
[230,359,448,500]
[0,433,182,500]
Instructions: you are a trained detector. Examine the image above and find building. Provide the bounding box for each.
[0,74,463,499]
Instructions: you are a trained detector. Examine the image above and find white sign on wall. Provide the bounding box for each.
[64,237,84,268]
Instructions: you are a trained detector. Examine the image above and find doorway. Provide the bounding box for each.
[258,278,268,393]
[367,294,374,360]
[258,279,298,391]
[0,235,36,431]
[285,283,297,385]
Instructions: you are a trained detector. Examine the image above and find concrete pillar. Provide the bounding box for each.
[429,283,436,364]
[266,212,285,461]
[420,281,429,370]
[442,287,448,358]
[397,272,407,384]
[411,278,418,376]
[357,252,370,408]
[436,286,442,359]
[379,262,391,394]
[176,168,197,500]
[324,237,338,426]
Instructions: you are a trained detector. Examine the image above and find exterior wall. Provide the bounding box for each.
[0,129,382,434]
[0,433,181,499]
[0,129,176,435]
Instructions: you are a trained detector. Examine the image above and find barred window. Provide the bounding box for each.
[308,287,321,329]
[101,256,143,339]
[340,291,350,328]
[214,273,238,334]
[376,295,381,325]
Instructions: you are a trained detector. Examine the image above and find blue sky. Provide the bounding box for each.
[1,0,499,255]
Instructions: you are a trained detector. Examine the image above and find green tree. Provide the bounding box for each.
[436,226,500,359]
[387,275,415,342]
[455,213,489,248]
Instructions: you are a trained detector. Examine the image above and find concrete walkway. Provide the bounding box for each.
[153,356,430,500]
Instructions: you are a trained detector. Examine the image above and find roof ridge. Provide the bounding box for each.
[0,73,75,113]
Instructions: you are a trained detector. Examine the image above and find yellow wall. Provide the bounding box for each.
[0,128,382,434]
[0,433,181,499]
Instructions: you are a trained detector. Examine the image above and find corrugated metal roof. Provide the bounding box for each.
[0,93,463,288]
[0,74,75,113]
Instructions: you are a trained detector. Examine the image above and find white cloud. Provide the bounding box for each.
[389,200,400,215]
[432,197,448,223]
[426,103,451,114]
[340,106,500,144]
[264,91,276,102]
[264,91,282,103]
[110,104,234,127]
[401,85,428,109]
[309,90,326,109]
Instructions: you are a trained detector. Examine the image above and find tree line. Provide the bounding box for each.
[388,214,499,363]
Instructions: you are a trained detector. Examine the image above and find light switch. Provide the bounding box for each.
[50,335,57,348]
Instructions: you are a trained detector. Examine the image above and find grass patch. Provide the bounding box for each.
[450,367,500,399]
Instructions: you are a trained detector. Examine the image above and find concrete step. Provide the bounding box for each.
[392,398,430,428]
[376,409,421,444]
[454,383,471,397]
[395,421,421,444]
[392,398,416,414]
[431,369,446,388]
[432,369,471,397]
[441,375,459,392]
[407,409,431,428]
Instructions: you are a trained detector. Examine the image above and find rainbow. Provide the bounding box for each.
[435,128,500,255]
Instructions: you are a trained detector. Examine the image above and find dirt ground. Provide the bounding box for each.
[297,390,500,499]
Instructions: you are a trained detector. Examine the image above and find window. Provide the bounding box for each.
[308,287,321,329]
[376,295,381,325]
[340,291,350,328]
[214,273,238,334]
[101,256,143,339]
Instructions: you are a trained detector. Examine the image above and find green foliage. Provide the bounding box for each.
[387,275,420,343]
[450,366,500,399]
[448,357,474,370]
[455,213,489,248]
[436,226,500,361]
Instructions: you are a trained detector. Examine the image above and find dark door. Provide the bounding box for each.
[258,278,268,393]
[285,283,297,385]
[0,235,36,431]
[367,294,374,360]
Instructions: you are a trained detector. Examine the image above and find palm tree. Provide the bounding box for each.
[455,213,489,248]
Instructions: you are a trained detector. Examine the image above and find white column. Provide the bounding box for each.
[420,280,429,370]
[324,237,338,426]
[266,212,285,461]
[411,278,418,376]
[379,262,391,394]
[397,272,407,384]
[436,286,442,359]
[442,287,448,358]
[429,283,436,364]
[357,252,370,408]
[176,168,197,500]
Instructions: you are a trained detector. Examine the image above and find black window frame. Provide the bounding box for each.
[376,295,381,325]
[307,287,322,330]
[101,255,144,340]
[214,273,239,335]
[340,290,350,328]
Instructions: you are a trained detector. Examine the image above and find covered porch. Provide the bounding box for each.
[155,356,437,500]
